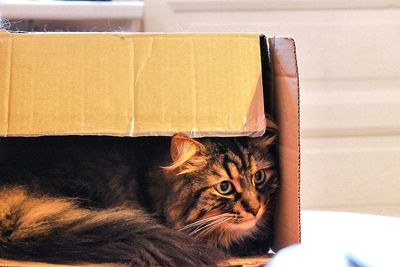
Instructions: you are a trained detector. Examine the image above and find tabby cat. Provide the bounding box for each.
[0,130,279,266]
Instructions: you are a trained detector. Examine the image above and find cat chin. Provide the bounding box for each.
[218,209,265,246]
[215,219,261,249]
[223,216,261,235]
[228,206,265,232]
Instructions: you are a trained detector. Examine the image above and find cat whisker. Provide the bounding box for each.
[188,216,232,236]
[179,213,235,231]
[188,217,229,235]
[197,216,235,238]
[218,220,235,242]
[179,215,226,231]
[192,213,238,237]
[190,217,232,237]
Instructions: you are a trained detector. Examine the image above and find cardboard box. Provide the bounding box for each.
[0,31,266,137]
[0,31,300,266]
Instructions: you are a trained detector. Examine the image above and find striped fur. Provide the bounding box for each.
[158,131,279,253]
[0,130,278,265]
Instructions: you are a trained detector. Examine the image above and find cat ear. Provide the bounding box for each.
[170,133,205,162]
[164,133,207,174]
[252,118,278,149]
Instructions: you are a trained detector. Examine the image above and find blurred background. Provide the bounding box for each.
[1,0,399,217]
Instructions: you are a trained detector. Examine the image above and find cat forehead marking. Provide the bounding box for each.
[223,162,243,193]
[226,162,240,179]
[232,179,242,193]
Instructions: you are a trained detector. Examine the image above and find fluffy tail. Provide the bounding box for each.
[0,186,223,266]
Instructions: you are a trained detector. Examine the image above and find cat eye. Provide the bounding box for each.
[215,181,234,195]
[254,170,267,187]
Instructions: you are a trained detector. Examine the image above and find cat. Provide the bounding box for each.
[0,129,279,266]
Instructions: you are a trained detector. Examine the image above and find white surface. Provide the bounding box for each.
[1,0,144,20]
[144,0,400,216]
[300,211,400,266]
[270,245,354,267]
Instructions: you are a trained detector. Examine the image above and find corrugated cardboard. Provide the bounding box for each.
[268,37,301,250]
[0,31,265,137]
[0,32,300,266]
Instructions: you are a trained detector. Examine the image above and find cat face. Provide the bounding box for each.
[162,130,279,249]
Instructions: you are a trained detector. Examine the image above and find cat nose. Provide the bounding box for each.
[249,204,260,217]
[241,199,260,217]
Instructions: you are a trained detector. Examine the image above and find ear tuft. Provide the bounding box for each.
[252,117,278,149]
[163,133,207,174]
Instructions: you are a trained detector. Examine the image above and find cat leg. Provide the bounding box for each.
[0,186,224,266]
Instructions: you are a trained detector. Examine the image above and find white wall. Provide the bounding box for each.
[0,1,143,31]
[144,0,400,216]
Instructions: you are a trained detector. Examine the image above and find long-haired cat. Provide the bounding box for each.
[0,129,279,266]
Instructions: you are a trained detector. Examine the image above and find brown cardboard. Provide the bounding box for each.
[268,37,301,250]
[0,31,265,137]
[0,32,300,265]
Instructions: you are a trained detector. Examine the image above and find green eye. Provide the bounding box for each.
[254,170,266,186]
[216,181,234,195]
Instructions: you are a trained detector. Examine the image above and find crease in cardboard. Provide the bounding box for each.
[133,37,153,89]
[4,33,13,137]
[189,37,199,137]
[129,38,137,136]
[81,45,87,132]
[244,75,266,137]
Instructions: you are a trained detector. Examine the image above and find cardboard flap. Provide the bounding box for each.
[0,31,266,137]
[268,37,301,250]
[0,33,12,135]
